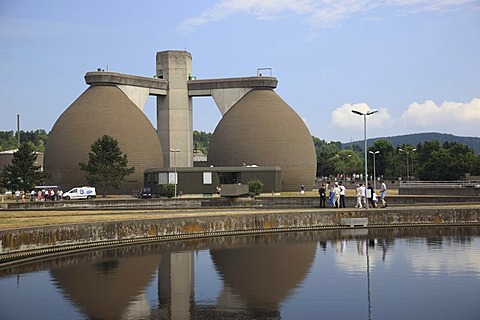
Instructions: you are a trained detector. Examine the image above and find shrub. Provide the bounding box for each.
[247,179,264,196]
[161,184,175,198]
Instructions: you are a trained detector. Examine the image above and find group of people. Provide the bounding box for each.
[13,189,63,202]
[318,180,388,209]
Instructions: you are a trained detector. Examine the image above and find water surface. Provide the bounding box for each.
[1,226,479,319]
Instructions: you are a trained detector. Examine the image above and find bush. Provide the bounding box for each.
[247,179,264,196]
[160,184,175,198]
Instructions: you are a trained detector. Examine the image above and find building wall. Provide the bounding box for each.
[207,90,316,192]
[145,167,282,195]
[44,86,163,194]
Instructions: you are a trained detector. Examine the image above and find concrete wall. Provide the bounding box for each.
[1,207,480,257]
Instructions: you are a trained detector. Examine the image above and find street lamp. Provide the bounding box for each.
[398,148,416,181]
[352,109,378,210]
[169,148,180,197]
[369,151,380,190]
[336,154,352,181]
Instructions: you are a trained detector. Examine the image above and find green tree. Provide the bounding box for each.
[0,131,18,152]
[247,178,264,196]
[368,139,395,179]
[0,130,48,152]
[79,135,135,197]
[161,184,175,198]
[193,130,212,154]
[415,140,477,180]
[313,137,342,177]
[0,142,47,191]
[332,149,362,178]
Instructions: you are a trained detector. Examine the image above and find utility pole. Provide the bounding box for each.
[17,114,20,147]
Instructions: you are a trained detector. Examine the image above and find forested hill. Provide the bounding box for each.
[343,132,480,153]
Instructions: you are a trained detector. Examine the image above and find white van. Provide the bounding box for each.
[62,187,96,200]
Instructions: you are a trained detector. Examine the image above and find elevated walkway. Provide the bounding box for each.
[85,71,168,94]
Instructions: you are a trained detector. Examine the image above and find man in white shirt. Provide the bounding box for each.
[380,180,388,208]
[334,183,341,208]
[355,184,363,208]
[359,183,366,207]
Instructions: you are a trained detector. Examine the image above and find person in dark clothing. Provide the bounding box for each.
[339,181,346,208]
[318,184,326,208]
[367,183,376,208]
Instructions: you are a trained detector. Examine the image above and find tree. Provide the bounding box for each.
[247,179,264,196]
[79,135,135,197]
[313,137,342,177]
[0,142,47,191]
[0,130,48,152]
[332,150,362,178]
[368,139,395,179]
[193,130,212,154]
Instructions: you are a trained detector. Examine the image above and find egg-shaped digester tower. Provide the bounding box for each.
[207,89,316,191]
[44,85,163,194]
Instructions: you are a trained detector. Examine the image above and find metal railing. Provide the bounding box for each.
[400,181,480,188]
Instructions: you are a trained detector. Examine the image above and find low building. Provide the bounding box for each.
[144,166,282,196]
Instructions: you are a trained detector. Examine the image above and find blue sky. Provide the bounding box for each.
[1,0,479,143]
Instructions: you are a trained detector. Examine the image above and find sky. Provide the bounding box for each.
[0,0,479,143]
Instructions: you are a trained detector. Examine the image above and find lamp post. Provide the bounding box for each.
[169,148,180,197]
[369,151,380,190]
[398,148,416,181]
[352,109,378,210]
[336,154,352,181]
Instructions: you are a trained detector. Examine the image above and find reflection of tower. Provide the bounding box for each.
[210,241,316,314]
[158,251,194,320]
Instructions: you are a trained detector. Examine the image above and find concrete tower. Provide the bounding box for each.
[156,51,193,168]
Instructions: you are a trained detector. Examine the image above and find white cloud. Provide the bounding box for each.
[179,0,478,32]
[331,102,393,131]
[400,98,480,132]
[327,98,480,140]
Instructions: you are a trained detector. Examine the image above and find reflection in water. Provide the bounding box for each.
[50,252,158,319]
[210,235,317,316]
[0,226,480,319]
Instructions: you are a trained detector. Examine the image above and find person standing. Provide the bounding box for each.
[367,183,376,208]
[380,180,388,208]
[360,183,366,207]
[334,183,341,208]
[329,186,335,208]
[318,184,326,208]
[355,184,363,208]
[339,181,346,208]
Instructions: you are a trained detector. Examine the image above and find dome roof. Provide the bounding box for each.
[44,85,163,193]
[207,89,316,191]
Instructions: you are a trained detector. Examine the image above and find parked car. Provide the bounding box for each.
[137,187,152,198]
[62,187,96,200]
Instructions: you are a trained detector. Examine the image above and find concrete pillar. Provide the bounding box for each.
[117,85,150,111]
[156,51,193,167]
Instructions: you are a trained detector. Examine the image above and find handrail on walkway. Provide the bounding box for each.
[400,181,480,188]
